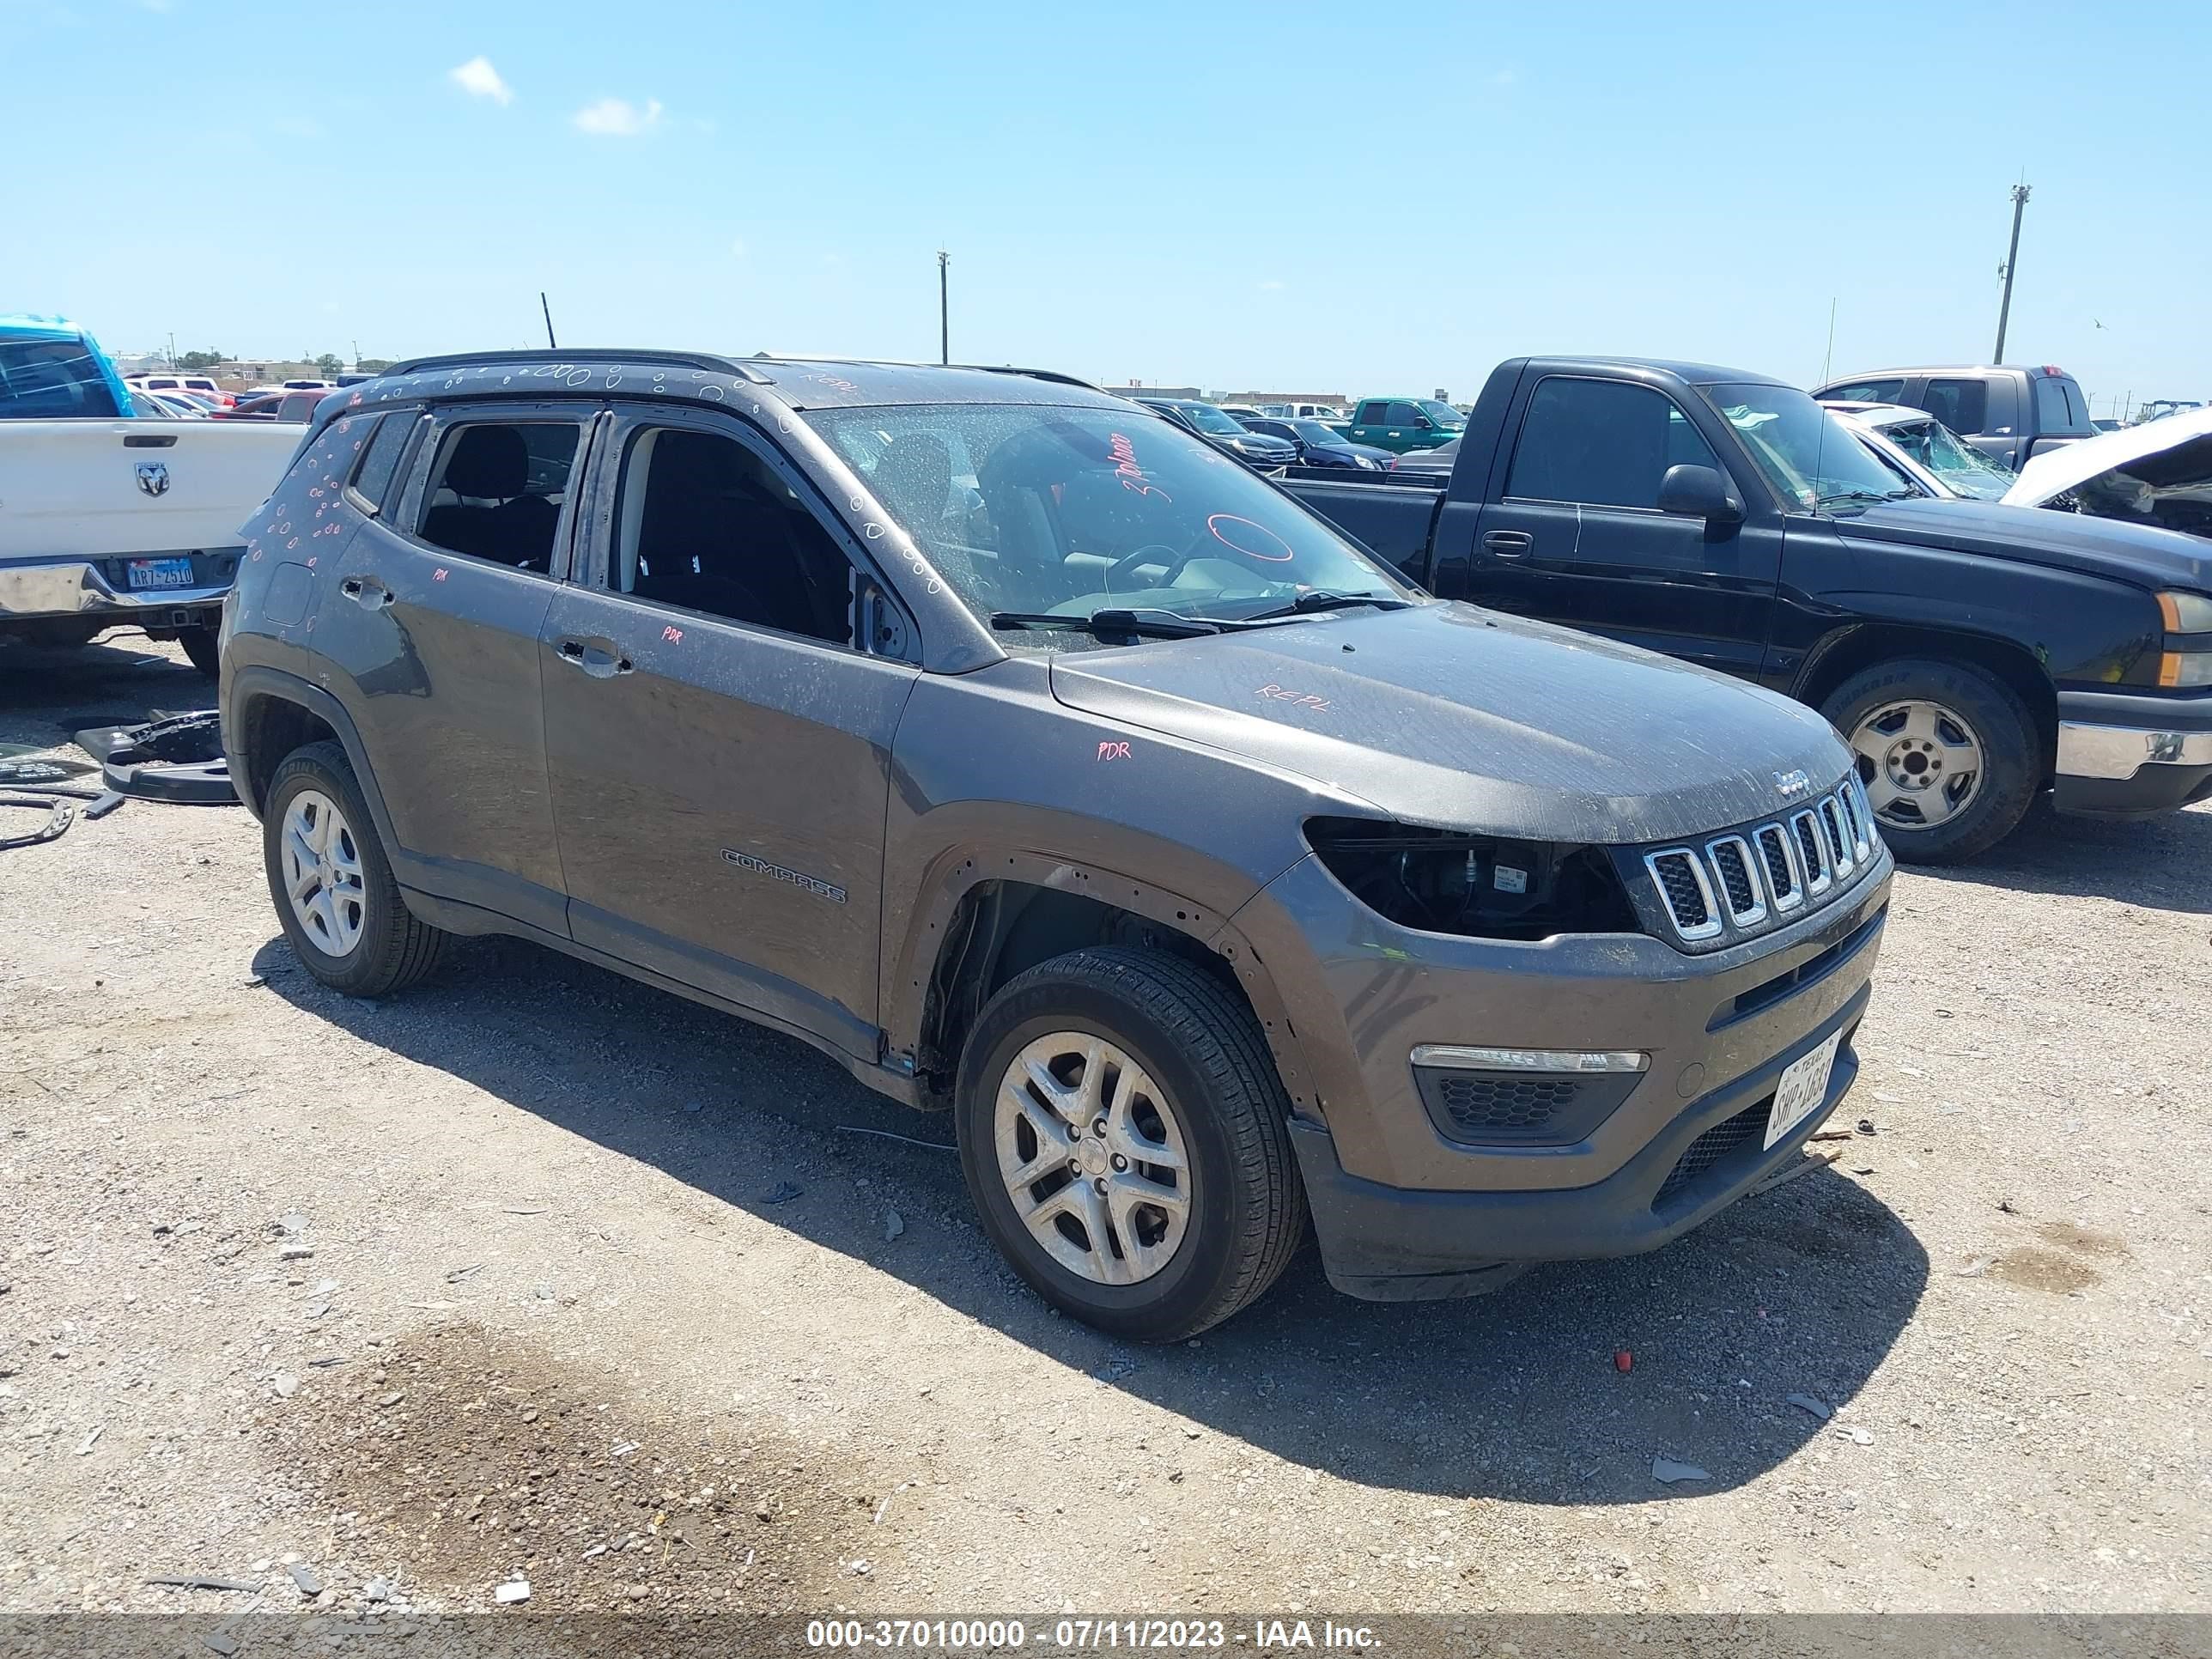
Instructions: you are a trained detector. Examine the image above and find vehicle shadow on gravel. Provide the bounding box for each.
[258,933,1929,1509]
[1912,799,2212,915]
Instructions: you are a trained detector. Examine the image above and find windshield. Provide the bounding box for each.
[1417,400,1466,428]
[1885,417,2015,501]
[1177,404,1246,436]
[1705,382,1919,507]
[1290,421,1340,444]
[804,403,1415,641]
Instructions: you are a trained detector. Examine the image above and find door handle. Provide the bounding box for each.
[1482,531,1534,557]
[338,575,392,608]
[556,637,633,678]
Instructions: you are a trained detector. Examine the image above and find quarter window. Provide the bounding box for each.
[414,419,581,574]
[347,413,416,515]
[1505,378,1721,509]
[609,425,855,647]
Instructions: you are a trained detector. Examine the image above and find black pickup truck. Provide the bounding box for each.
[1285,357,2212,862]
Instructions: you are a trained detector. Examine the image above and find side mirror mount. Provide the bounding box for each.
[1411,414,1433,430]
[1658,463,1745,525]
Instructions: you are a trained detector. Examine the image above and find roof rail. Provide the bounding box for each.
[383,348,774,384]
[954,364,1106,392]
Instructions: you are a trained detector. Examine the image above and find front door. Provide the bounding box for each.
[539,406,920,1060]
[1459,374,1784,682]
[325,399,599,935]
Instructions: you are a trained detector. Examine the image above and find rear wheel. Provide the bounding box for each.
[955,947,1305,1342]
[179,627,221,678]
[1820,658,2039,864]
[262,740,448,996]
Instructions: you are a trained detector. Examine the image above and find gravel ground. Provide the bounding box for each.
[3,635,2209,1628]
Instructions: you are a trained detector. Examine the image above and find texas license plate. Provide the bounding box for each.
[126,556,196,590]
[1765,1030,1844,1150]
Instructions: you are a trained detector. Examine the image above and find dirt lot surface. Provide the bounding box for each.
[3,636,2210,1631]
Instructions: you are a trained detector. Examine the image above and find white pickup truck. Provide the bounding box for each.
[1,319,298,675]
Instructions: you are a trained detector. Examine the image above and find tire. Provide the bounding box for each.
[262,740,448,996]
[179,627,221,678]
[954,946,1306,1342]
[1820,657,2039,865]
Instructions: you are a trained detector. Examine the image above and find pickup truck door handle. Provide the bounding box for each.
[556,636,634,678]
[338,576,392,609]
[1482,531,1534,557]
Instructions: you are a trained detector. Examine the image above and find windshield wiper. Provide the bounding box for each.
[1242,589,1412,621]
[990,608,1224,641]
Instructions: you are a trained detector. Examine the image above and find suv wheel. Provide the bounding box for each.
[262,740,448,996]
[955,947,1305,1342]
[1821,658,2039,864]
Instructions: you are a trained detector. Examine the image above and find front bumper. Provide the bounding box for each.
[2054,689,2212,817]
[1291,988,1866,1298]
[1225,844,1890,1299]
[0,551,240,629]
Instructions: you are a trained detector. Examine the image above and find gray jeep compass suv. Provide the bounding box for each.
[219,349,1891,1340]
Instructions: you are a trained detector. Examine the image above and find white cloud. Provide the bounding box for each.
[449,55,514,106]
[1258,279,1287,292]
[730,238,748,259]
[1488,68,1519,88]
[572,96,663,137]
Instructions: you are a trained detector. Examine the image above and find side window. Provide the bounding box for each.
[1924,379,1989,434]
[1506,377,1720,510]
[414,419,581,574]
[346,413,415,515]
[1824,378,1905,404]
[1354,401,1382,425]
[610,425,854,648]
[0,338,121,417]
[1385,401,1422,426]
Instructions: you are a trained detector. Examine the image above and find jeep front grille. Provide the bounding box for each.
[1639,777,1879,950]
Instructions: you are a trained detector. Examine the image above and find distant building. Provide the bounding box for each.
[1109,380,1204,401]
[1215,390,1349,410]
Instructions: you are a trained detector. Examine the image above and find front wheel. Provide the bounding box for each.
[955,947,1305,1342]
[1820,658,2039,864]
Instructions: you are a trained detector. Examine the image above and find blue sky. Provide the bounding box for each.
[8,0,2205,413]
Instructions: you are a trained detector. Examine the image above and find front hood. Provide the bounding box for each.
[1047,601,1851,844]
[1835,497,2210,591]
[2004,408,2212,506]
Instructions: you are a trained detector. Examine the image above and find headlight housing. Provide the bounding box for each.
[1304,817,1639,940]
[2157,592,2212,687]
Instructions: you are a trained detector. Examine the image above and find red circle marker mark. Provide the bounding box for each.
[1206,513,1294,562]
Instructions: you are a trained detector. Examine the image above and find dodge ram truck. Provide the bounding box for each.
[1287,356,2212,861]
[221,349,1889,1340]
[2,316,298,673]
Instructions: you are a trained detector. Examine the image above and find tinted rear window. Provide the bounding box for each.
[0,338,121,417]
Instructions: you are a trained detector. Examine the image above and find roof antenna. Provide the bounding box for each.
[539,292,558,350]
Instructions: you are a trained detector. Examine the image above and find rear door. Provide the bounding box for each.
[1462,374,1784,679]
[321,398,598,936]
[539,404,920,1060]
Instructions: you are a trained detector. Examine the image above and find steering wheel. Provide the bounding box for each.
[1101,543,1194,592]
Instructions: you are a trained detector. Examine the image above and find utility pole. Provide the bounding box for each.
[1993,182,2030,363]
[938,249,950,366]
[167,332,176,369]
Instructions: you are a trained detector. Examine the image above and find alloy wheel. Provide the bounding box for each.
[994,1031,1193,1286]
[279,788,368,957]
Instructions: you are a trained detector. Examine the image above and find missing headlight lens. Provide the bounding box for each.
[1304,817,1640,940]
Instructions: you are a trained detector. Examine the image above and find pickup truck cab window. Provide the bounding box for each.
[1923,378,1988,435]
[0,337,123,417]
[414,419,581,574]
[2033,374,2092,435]
[805,402,1410,639]
[1825,378,1906,405]
[607,423,855,647]
[1504,377,1721,510]
[1704,382,1917,508]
